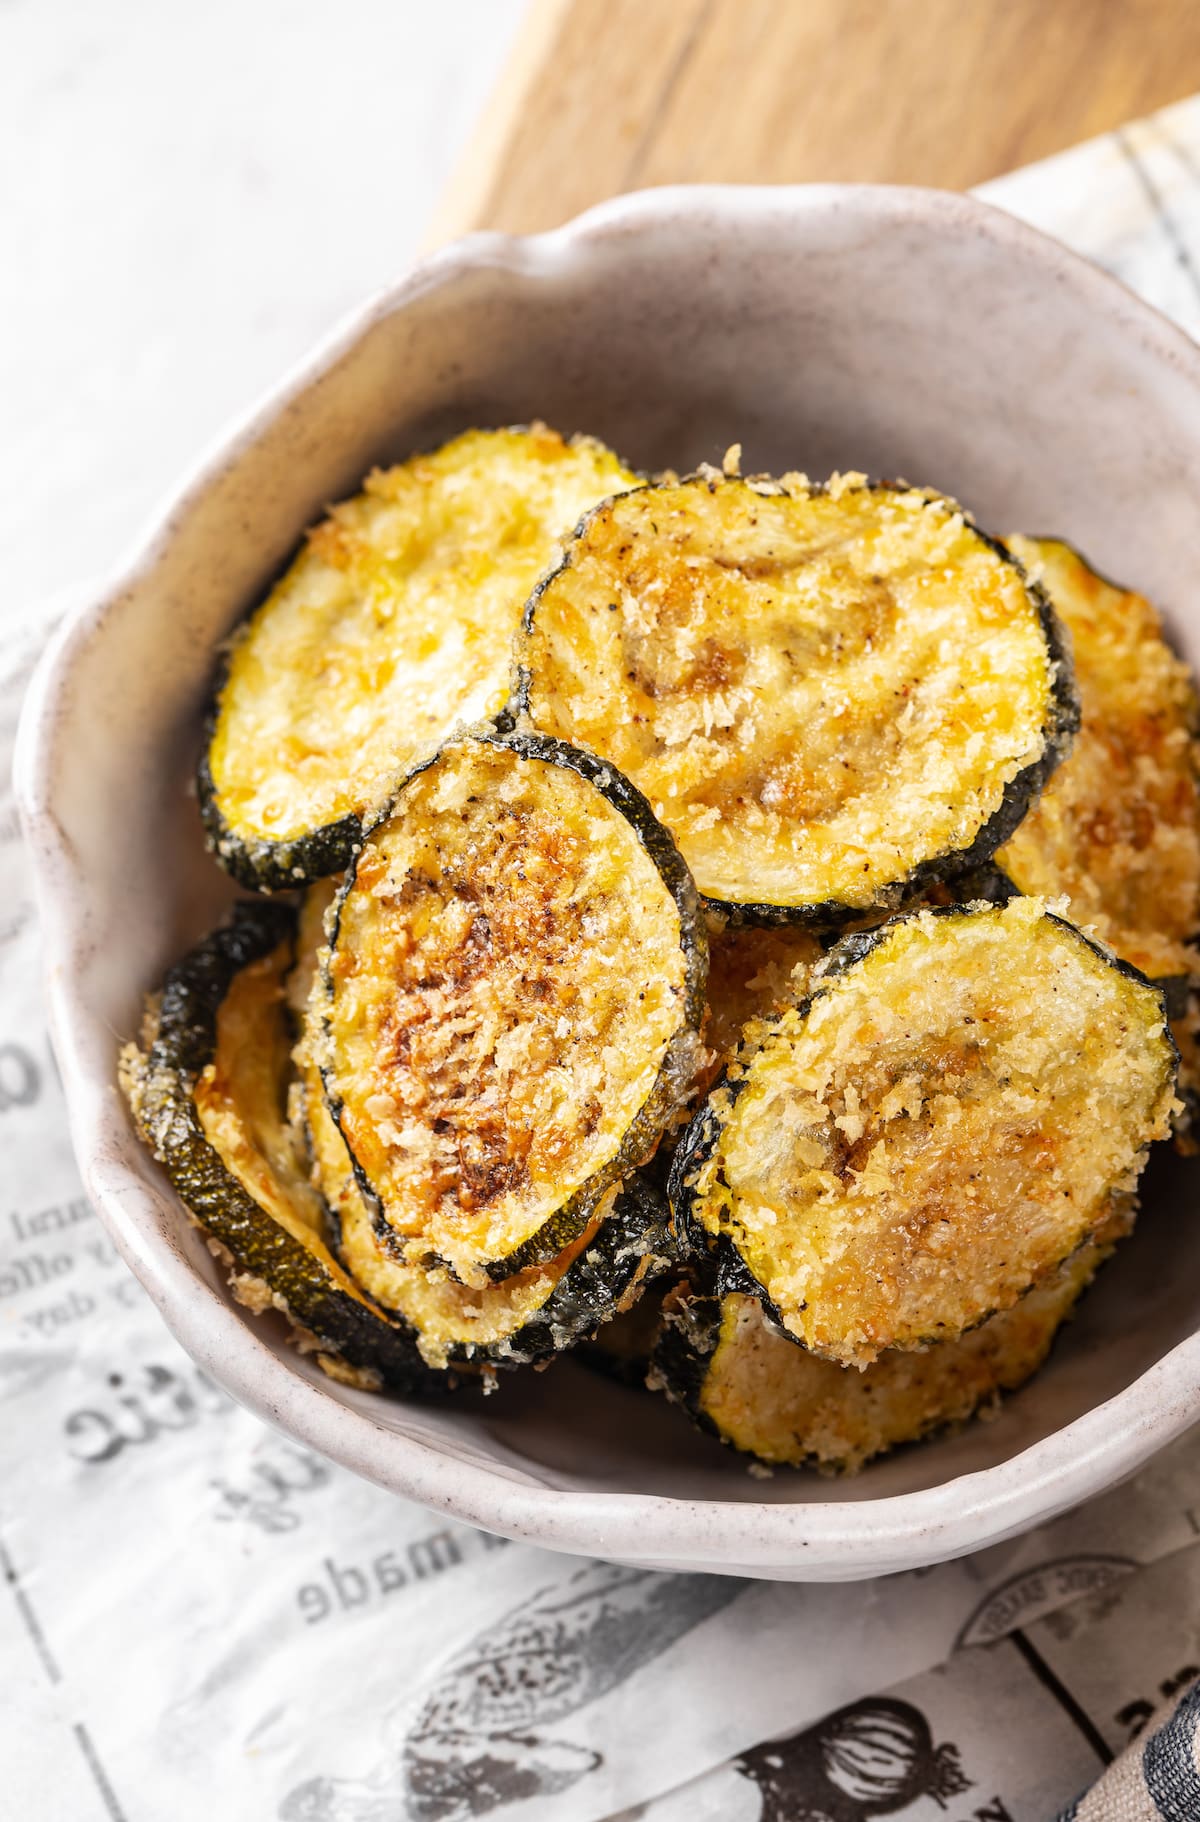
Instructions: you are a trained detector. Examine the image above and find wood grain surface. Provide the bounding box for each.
[431,0,1200,242]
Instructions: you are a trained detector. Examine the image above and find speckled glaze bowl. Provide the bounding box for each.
[16,185,1200,1579]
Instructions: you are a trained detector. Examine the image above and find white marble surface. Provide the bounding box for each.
[0,0,524,619]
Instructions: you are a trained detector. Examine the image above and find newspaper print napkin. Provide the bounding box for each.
[5,92,1200,1822]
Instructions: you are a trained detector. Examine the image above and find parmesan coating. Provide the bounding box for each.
[291,883,597,1369]
[687,898,1176,1366]
[520,474,1066,911]
[317,738,699,1280]
[209,426,635,845]
[700,919,824,1091]
[999,536,1200,981]
[694,1211,1125,1473]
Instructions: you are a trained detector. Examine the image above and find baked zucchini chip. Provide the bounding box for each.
[996,536,1200,982]
[119,902,436,1393]
[651,1210,1128,1473]
[515,472,1077,920]
[290,886,676,1369]
[314,731,706,1285]
[671,897,1176,1367]
[200,425,636,891]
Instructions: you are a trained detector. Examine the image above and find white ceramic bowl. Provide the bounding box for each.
[17,185,1200,1580]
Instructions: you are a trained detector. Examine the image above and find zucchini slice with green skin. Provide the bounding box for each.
[289,885,678,1369]
[514,470,1078,922]
[313,730,707,1286]
[670,897,1176,1368]
[199,425,637,891]
[995,536,1200,983]
[651,1208,1129,1473]
[119,902,438,1393]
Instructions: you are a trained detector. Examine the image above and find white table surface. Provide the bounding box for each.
[0,0,525,621]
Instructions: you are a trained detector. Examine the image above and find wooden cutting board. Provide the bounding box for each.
[431,0,1200,242]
